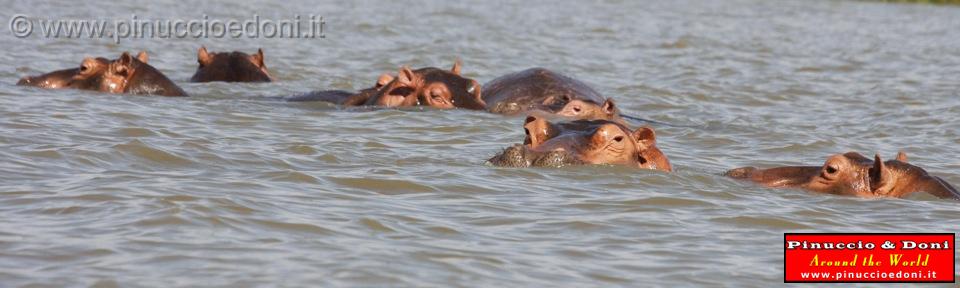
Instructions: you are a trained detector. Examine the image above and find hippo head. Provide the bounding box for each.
[550,97,622,123]
[68,57,115,89]
[725,152,960,199]
[488,116,672,171]
[190,47,272,82]
[99,51,155,93]
[16,52,147,90]
[365,61,486,110]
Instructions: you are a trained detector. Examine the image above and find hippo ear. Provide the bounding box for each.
[396,66,417,87]
[523,116,554,148]
[895,151,908,162]
[451,59,462,75]
[197,46,213,67]
[869,154,895,193]
[375,73,394,89]
[252,48,266,68]
[113,52,134,76]
[135,51,149,63]
[469,80,485,109]
[602,98,618,116]
[118,52,134,65]
[632,126,657,148]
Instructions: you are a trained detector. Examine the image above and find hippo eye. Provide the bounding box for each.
[613,136,624,142]
[825,165,838,174]
[467,84,475,94]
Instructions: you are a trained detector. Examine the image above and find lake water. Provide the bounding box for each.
[1,0,958,286]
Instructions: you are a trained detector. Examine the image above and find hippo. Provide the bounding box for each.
[725,152,960,199]
[98,52,188,97]
[487,116,671,171]
[16,52,148,90]
[190,47,272,82]
[286,61,485,110]
[286,73,394,105]
[482,68,622,122]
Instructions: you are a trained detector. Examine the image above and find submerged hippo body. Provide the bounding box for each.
[482,68,621,122]
[488,116,671,171]
[725,152,960,199]
[288,61,485,110]
[286,73,394,105]
[190,47,272,82]
[16,52,146,90]
[99,52,188,97]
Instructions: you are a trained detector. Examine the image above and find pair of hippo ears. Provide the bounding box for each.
[113,51,150,75]
[388,59,464,84]
[197,46,266,68]
[403,58,463,78]
[381,58,464,85]
[116,51,149,65]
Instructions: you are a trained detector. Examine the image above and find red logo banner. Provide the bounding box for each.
[784,233,955,283]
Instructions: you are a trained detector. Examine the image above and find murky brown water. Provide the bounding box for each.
[1,0,959,286]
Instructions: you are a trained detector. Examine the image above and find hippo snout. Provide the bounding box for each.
[16,77,32,86]
[724,167,758,179]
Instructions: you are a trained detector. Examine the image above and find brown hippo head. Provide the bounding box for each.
[99,52,188,97]
[16,52,146,90]
[68,56,118,89]
[482,67,624,123]
[549,97,622,123]
[190,47,272,82]
[488,116,671,171]
[725,152,960,199]
[363,61,486,110]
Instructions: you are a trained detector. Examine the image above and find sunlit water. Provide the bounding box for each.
[1,0,959,286]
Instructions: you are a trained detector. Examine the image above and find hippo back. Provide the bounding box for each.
[126,62,188,97]
[482,68,606,114]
